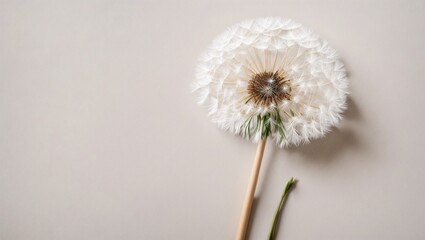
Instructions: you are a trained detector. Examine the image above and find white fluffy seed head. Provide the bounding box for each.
[192,17,348,147]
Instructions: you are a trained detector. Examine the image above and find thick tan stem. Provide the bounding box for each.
[236,138,267,240]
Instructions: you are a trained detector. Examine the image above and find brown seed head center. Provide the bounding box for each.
[246,71,291,106]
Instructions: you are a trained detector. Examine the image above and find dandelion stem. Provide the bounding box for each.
[236,138,267,240]
[267,177,297,240]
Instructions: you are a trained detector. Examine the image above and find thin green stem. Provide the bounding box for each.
[267,177,297,240]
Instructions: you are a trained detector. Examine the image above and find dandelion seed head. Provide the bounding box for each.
[193,17,348,147]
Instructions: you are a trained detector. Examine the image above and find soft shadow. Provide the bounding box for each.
[344,97,361,121]
[286,126,359,162]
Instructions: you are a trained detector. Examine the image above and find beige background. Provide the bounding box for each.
[1,0,425,239]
